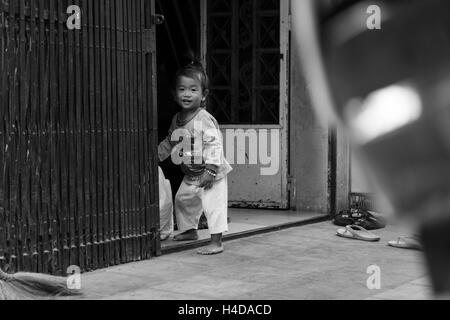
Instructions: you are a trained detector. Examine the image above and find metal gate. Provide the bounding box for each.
[0,0,159,275]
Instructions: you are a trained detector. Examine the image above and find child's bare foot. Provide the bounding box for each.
[173,229,199,241]
[197,244,224,255]
[197,233,223,255]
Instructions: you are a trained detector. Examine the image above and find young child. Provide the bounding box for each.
[158,60,232,255]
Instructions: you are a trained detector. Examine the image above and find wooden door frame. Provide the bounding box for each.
[146,0,161,255]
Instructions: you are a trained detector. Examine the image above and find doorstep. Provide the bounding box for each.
[161,208,330,254]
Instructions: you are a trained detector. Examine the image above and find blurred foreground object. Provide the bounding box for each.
[292,0,450,295]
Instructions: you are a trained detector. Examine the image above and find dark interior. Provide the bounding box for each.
[156,0,201,196]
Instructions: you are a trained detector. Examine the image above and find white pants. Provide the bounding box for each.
[159,167,174,238]
[175,177,228,235]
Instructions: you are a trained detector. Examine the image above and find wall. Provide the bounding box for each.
[350,148,396,212]
[289,1,350,213]
[336,126,350,211]
[289,31,330,213]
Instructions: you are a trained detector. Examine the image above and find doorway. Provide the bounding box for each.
[154,0,326,252]
[156,0,290,209]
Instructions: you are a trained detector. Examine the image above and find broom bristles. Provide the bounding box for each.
[1,268,82,300]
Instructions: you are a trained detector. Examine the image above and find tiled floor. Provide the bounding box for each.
[161,208,328,252]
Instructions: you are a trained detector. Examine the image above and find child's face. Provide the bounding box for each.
[175,76,206,110]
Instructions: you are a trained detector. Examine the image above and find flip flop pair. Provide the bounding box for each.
[334,210,386,230]
[336,225,380,242]
[388,236,422,250]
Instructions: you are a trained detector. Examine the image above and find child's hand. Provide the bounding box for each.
[199,171,215,190]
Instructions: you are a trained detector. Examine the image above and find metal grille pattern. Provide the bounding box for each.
[0,0,159,275]
[207,0,280,124]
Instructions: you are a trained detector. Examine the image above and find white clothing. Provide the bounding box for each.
[159,167,174,238]
[175,176,228,235]
[158,109,233,182]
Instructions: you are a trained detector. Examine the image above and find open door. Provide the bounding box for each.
[203,0,290,209]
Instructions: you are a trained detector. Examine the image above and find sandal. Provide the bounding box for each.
[336,225,381,242]
[388,236,422,250]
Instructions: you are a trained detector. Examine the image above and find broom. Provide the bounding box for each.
[0,267,82,300]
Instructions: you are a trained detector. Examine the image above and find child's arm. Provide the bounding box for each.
[158,116,177,162]
[158,138,173,162]
[202,115,223,172]
[198,116,222,189]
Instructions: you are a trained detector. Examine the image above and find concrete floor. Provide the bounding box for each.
[67,220,433,300]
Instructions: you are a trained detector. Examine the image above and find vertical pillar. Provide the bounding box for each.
[336,125,350,212]
[289,31,329,213]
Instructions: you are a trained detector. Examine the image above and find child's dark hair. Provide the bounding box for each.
[174,54,209,94]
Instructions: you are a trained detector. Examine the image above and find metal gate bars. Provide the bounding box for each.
[0,0,159,275]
